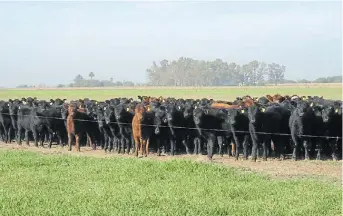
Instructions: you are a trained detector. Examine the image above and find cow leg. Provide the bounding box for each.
[242,135,249,160]
[17,126,22,145]
[303,139,311,160]
[193,138,198,155]
[104,135,109,152]
[25,130,30,146]
[217,136,223,157]
[2,124,8,143]
[86,134,94,150]
[39,132,45,147]
[113,137,118,151]
[86,135,90,147]
[197,138,202,155]
[207,134,216,160]
[47,131,53,149]
[170,138,176,156]
[75,134,80,152]
[291,133,300,161]
[156,138,161,156]
[126,137,131,155]
[6,127,12,144]
[329,139,338,161]
[118,137,124,154]
[145,139,149,157]
[134,137,139,157]
[108,137,113,152]
[139,138,144,157]
[182,139,190,155]
[32,129,39,147]
[263,138,271,161]
[57,132,64,147]
[231,142,235,157]
[141,139,146,157]
[315,138,323,160]
[68,133,73,151]
[233,134,240,160]
[251,136,259,162]
[131,135,135,154]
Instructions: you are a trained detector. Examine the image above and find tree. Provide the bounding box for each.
[267,63,285,85]
[248,60,259,85]
[73,74,84,87]
[89,72,95,80]
[146,57,287,86]
[256,62,266,85]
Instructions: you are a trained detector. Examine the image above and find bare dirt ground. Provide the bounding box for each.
[0,142,341,184]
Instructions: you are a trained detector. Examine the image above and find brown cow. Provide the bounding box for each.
[132,104,150,157]
[272,94,285,103]
[210,103,241,109]
[66,104,94,152]
[266,95,274,102]
[242,98,255,107]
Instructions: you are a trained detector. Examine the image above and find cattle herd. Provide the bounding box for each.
[0,94,342,161]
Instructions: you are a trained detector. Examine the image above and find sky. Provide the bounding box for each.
[0,1,341,87]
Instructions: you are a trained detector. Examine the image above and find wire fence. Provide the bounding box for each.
[1,112,341,140]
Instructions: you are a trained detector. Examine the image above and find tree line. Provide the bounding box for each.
[14,57,342,88]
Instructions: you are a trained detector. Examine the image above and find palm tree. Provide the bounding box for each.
[89,72,95,80]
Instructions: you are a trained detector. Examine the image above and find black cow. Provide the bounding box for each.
[0,101,13,143]
[248,104,291,161]
[289,101,317,160]
[183,102,202,155]
[17,106,49,146]
[165,103,191,155]
[227,107,251,160]
[153,104,169,156]
[193,107,232,159]
[321,103,342,160]
[104,105,120,152]
[114,102,135,154]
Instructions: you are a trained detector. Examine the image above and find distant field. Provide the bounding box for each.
[0,149,341,216]
[0,84,341,101]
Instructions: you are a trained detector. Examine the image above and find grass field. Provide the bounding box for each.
[0,149,341,216]
[0,84,341,101]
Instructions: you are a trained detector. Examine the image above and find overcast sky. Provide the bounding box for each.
[0,1,341,87]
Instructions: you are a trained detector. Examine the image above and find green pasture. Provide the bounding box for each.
[0,85,341,101]
[0,149,341,216]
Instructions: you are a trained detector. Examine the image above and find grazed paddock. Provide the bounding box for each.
[0,84,341,101]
